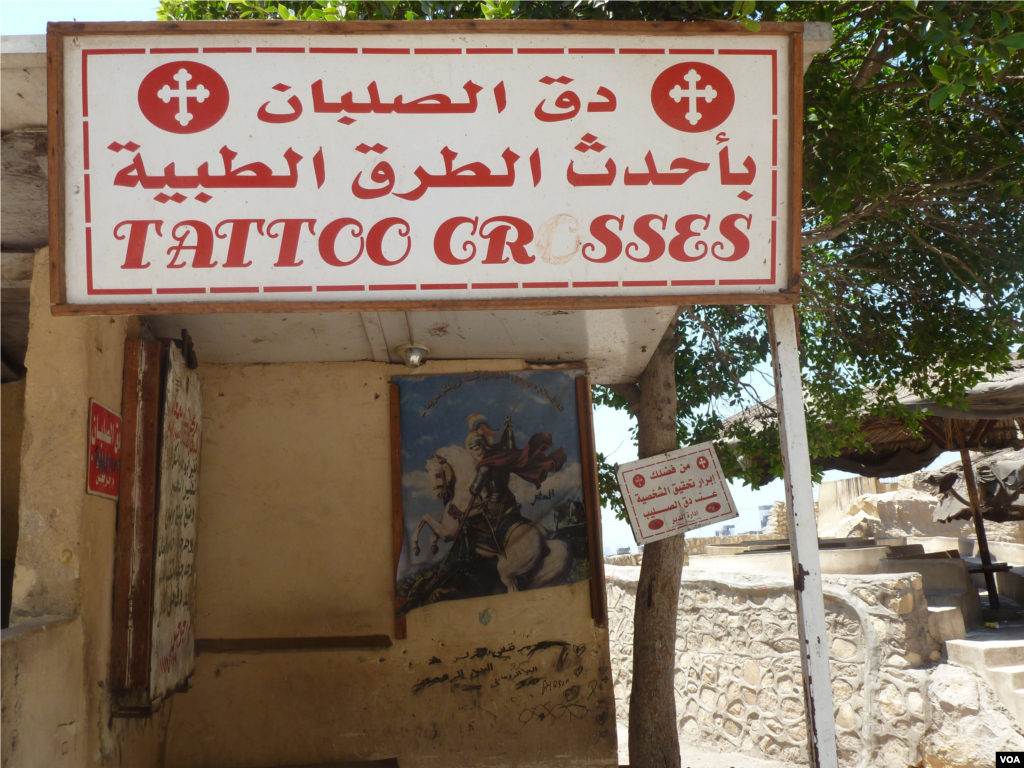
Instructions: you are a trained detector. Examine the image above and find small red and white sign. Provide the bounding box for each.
[87,399,122,500]
[616,442,738,544]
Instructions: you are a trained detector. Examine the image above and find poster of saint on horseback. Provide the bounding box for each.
[395,369,591,615]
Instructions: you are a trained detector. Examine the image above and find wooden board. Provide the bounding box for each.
[110,338,163,692]
[576,375,607,626]
[390,381,407,640]
[0,129,49,251]
[149,341,202,704]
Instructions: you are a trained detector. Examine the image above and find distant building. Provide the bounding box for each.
[759,504,773,532]
[715,524,736,537]
[616,547,631,555]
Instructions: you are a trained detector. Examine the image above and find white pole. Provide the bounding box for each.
[767,304,837,768]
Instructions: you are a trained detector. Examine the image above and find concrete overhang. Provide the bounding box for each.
[1,35,46,132]
[145,307,678,385]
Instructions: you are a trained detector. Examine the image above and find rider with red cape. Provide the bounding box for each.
[401,415,566,610]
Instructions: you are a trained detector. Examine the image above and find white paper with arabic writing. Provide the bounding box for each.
[149,343,201,703]
[616,442,738,545]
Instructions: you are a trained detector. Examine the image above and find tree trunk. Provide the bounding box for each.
[628,334,685,768]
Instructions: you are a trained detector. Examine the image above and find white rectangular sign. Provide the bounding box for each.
[53,23,800,311]
[149,343,201,703]
[616,442,738,544]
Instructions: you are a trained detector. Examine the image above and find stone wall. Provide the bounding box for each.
[764,500,790,539]
[818,477,898,534]
[822,490,963,540]
[683,534,778,556]
[606,566,1024,767]
[605,553,643,566]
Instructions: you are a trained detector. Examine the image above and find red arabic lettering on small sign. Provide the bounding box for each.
[87,399,122,500]
[615,442,738,544]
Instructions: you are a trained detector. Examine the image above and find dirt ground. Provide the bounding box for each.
[617,725,806,768]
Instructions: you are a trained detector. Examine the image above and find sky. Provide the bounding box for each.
[1,0,960,554]
[0,1,158,34]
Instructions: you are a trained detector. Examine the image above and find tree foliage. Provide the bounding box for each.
[159,0,1024,513]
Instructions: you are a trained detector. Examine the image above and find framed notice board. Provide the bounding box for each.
[110,337,201,714]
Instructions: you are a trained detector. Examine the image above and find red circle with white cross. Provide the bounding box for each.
[632,474,646,488]
[697,456,710,470]
[651,62,734,133]
[138,61,229,134]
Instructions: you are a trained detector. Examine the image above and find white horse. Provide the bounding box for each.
[412,449,572,593]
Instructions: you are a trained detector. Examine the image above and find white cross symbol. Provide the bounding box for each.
[668,70,718,126]
[157,68,210,127]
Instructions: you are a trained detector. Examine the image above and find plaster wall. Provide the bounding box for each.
[1,247,169,768]
[2,380,25,562]
[163,359,617,768]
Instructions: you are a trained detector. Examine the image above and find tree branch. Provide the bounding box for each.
[609,383,641,414]
[851,24,894,91]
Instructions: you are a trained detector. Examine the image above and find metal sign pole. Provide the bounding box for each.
[767,304,837,768]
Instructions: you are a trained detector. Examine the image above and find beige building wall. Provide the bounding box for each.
[163,359,617,768]
[1,247,170,768]
[2,248,616,768]
[2,379,26,564]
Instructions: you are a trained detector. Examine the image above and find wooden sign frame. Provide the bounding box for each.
[47,20,804,317]
[110,337,201,715]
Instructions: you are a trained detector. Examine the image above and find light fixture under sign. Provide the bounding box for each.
[396,344,430,368]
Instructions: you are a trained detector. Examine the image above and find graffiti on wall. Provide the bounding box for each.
[411,637,614,740]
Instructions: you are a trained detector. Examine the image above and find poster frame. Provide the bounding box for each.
[389,365,604,635]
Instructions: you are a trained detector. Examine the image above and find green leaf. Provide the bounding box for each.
[737,17,761,32]
[894,5,917,22]
[929,84,949,109]
[928,64,949,83]
[948,82,965,100]
[999,33,1024,49]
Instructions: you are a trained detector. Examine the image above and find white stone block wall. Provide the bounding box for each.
[606,567,947,767]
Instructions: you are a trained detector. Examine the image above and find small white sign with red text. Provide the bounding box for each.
[57,28,795,307]
[616,442,738,544]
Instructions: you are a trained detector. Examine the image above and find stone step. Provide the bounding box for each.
[947,637,1024,723]
[990,664,1024,690]
[925,588,983,630]
[927,606,966,643]
[1007,687,1024,726]
[947,638,1024,670]
[985,666,1024,722]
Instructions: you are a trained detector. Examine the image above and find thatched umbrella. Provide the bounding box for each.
[726,358,1024,609]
